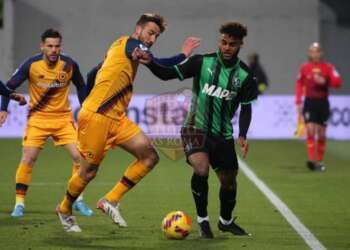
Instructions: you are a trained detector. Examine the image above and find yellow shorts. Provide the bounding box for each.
[23,119,77,148]
[77,108,141,165]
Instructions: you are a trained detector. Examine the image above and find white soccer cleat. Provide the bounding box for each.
[97,199,128,227]
[56,206,82,233]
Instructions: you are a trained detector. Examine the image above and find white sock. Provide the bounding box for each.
[219,216,233,225]
[15,202,24,207]
[197,216,209,223]
[76,195,83,202]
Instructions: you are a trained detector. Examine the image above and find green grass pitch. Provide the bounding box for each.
[0,139,349,249]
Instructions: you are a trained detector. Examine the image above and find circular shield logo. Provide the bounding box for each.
[57,71,68,83]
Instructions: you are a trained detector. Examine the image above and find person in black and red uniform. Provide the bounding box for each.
[295,42,342,171]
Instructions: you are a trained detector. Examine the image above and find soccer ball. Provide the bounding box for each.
[161,211,192,239]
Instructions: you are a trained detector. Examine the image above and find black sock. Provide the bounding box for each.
[191,173,209,218]
[219,181,237,221]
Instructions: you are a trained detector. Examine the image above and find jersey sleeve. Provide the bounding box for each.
[239,73,258,105]
[125,38,150,59]
[71,61,86,105]
[152,53,186,67]
[86,62,103,96]
[328,64,342,89]
[173,54,202,80]
[145,54,202,81]
[6,59,31,90]
[1,59,31,111]
[238,104,252,138]
[0,81,13,97]
[295,65,305,105]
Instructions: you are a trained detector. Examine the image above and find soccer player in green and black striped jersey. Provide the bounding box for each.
[143,21,257,238]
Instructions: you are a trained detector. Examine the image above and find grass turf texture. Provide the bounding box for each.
[0,139,349,249]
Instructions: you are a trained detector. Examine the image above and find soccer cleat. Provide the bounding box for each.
[218,218,251,236]
[97,199,128,227]
[11,204,24,217]
[198,220,214,239]
[56,206,82,232]
[73,200,94,217]
[314,162,326,172]
[306,161,316,171]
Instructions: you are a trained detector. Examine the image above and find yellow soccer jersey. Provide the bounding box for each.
[83,36,145,120]
[2,54,85,121]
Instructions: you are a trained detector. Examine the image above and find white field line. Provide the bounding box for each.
[238,158,326,250]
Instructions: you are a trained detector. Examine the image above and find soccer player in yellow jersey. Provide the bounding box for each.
[56,13,200,232]
[0,29,93,217]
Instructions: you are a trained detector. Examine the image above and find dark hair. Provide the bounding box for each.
[136,13,167,33]
[220,22,247,40]
[41,28,62,42]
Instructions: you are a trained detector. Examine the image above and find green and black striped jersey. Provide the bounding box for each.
[174,52,258,139]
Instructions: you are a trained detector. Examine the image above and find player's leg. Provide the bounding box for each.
[216,169,249,236]
[305,122,317,169]
[97,129,158,227]
[211,138,250,236]
[303,99,319,170]
[315,124,326,171]
[187,152,214,238]
[11,146,41,217]
[181,127,213,238]
[56,109,108,232]
[314,99,329,171]
[63,143,93,216]
[103,130,159,205]
[57,157,99,232]
[11,122,49,217]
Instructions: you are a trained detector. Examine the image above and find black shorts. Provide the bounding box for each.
[303,98,330,126]
[180,127,238,171]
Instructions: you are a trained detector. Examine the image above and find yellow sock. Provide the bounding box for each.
[59,173,87,215]
[15,162,33,204]
[105,161,151,203]
[71,163,83,200]
[72,163,80,175]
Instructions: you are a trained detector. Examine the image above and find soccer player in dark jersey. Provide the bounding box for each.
[141,21,257,238]
[0,80,26,106]
[295,42,342,171]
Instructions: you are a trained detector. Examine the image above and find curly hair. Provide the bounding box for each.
[220,22,247,39]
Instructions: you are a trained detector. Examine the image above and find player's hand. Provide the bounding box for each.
[138,52,152,64]
[238,136,249,158]
[9,93,27,106]
[181,37,201,57]
[132,48,152,64]
[0,111,8,127]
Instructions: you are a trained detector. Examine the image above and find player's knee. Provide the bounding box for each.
[142,150,159,168]
[21,155,38,166]
[79,165,98,182]
[218,171,237,190]
[221,179,236,190]
[192,162,210,176]
[72,154,81,165]
[194,167,209,177]
[189,158,209,176]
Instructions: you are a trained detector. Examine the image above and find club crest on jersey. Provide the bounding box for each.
[232,77,242,88]
[202,83,237,100]
[57,71,69,83]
